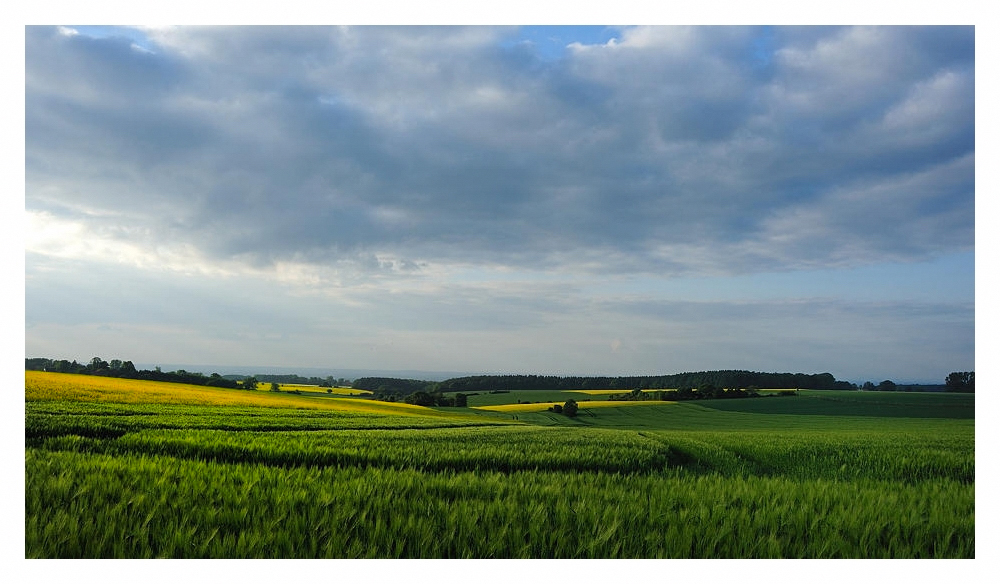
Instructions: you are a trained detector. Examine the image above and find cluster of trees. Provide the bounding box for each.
[860,380,901,392]
[27,357,138,376]
[547,399,578,417]
[946,371,975,393]
[402,391,468,407]
[432,371,854,393]
[26,357,251,390]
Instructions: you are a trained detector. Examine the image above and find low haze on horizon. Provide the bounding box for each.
[24,23,976,385]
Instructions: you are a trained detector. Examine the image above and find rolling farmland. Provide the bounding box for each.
[25,371,974,558]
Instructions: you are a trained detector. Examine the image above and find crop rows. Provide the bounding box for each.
[32,425,672,474]
[640,430,974,483]
[27,400,504,441]
[26,447,973,558]
[29,421,975,484]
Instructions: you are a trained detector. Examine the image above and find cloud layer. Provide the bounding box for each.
[26,25,974,278]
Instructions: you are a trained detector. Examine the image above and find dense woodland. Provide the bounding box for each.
[430,371,856,392]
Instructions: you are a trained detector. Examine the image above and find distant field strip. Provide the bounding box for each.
[475,401,677,413]
[567,389,670,395]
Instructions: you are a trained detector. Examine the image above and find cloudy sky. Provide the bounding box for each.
[23,24,975,383]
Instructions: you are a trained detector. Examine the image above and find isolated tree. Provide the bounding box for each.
[877,380,897,392]
[562,399,578,417]
[243,377,258,390]
[270,382,280,392]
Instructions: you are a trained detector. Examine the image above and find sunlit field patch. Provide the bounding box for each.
[26,371,440,417]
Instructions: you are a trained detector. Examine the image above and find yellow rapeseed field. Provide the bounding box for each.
[475,400,676,413]
[25,371,434,417]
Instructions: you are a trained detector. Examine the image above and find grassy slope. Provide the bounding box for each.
[471,400,974,433]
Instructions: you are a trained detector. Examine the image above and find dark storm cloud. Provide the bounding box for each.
[25,25,974,276]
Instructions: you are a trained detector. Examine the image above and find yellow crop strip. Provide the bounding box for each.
[475,400,676,413]
[267,384,373,396]
[25,371,436,417]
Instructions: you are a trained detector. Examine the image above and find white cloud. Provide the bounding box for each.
[876,69,973,146]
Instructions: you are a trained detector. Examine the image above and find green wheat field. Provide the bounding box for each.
[25,371,974,558]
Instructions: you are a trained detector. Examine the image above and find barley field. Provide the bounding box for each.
[24,371,974,558]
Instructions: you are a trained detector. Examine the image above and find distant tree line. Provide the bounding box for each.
[430,371,854,393]
[26,357,250,389]
[606,385,778,402]
[859,373,973,393]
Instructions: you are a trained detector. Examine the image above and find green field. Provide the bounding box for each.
[25,372,974,558]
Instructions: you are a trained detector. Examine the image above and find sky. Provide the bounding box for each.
[22,22,978,384]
